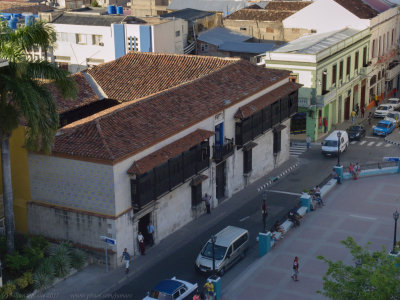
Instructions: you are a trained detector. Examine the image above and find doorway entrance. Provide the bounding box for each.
[138,213,151,245]
[344,96,350,120]
[361,80,366,108]
[338,96,342,123]
[216,162,226,201]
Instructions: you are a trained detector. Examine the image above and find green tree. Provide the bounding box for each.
[317,237,400,299]
[0,20,77,254]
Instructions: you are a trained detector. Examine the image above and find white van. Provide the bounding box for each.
[321,130,349,156]
[195,226,249,276]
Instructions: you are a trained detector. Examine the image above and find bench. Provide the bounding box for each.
[280,220,293,233]
[297,206,307,217]
[271,231,282,240]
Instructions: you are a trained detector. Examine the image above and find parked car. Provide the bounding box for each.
[386,98,400,110]
[374,104,394,118]
[346,125,366,141]
[321,130,349,156]
[195,226,249,276]
[373,120,395,136]
[384,111,400,127]
[143,278,198,300]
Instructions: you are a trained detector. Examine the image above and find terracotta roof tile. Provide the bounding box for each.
[226,1,311,21]
[53,55,291,162]
[334,0,378,19]
[46,73,100,114]
[128,129,215,175]
[86,52,239,102]
[1,4,55,13]
[0,1,38,11]
[234,82,302,119]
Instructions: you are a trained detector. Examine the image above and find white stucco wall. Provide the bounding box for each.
[28,154,116,215]
[152,18,188,54]
[283,0,369,33]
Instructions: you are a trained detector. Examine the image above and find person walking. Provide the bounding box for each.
[120,248,131,274]
[306,135,311,149]
[355,104,360,117]
[193,291,200,300]
[203,193,212,214]
[323,118,328,133]
[368,112,372,125]
[351,110,356,124]
[353,162,360,180]
[204,280,215,300]
[138,232,145,255]
[261,199,268,233]
[147,222,155,247]
[291,256,299,281]
[361,106,365,118]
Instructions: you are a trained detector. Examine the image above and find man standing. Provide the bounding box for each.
[138,232,145,255]
[204,280,214,300]
[291,256,299,281]
[121,248,131,274]
[261,200,268,232]
[203,193,211,214]
[323,118,328,133]
[351,110,356,124]
[147,222,155,247]
[306,135,311,149]
[361,106,365,118]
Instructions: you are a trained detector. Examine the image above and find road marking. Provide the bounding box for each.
[268,190,302,196]
[367,141,375,146]
[349,214,377,221]
[350,141,357,144]
[360,141,367,145]
[239,216,250,222]
[385,143,393,147]
[365,136,379,139]
[376,142,383,146]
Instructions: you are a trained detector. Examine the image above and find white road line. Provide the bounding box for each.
[349,214,377,221]
[385,143,393,147]
[359,141,367,145]
[365,136,379,139]
[350,141,357,144]
[268,190,302,196]
[367,141,375,146]
[239,216,250,222]
[376,142,383,146]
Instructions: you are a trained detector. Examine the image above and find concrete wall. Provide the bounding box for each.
[223,20,286,41]
[152,18,187,54]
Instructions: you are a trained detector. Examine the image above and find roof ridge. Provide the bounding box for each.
[95,119,115,160]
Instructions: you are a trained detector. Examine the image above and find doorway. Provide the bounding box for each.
[338,96,342,123]
[138,213,151,245]
[344,96,350,120]
[216,162,226,201]
[361,80,366,108]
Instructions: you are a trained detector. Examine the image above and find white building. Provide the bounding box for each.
[27,52,300,267]
[39,8,188,73]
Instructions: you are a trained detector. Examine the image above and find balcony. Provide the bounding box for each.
[213,138,235,163]
[316,88,337,107]
[360,64,373,77]
[386,63,400,81]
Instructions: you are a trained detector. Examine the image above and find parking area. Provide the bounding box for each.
[221,173,400,300]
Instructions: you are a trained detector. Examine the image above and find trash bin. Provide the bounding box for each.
[208,275,221,300]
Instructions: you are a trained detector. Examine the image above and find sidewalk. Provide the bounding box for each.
[221,173,400,300]
[31,157,300,300]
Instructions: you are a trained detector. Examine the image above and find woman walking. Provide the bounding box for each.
[291,256,299,281]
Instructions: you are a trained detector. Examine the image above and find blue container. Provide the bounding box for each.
[117,6,123,15]
[12,13,22,19]
[25,15,35,26]
[8,18,18,29]
[107,5,116,14]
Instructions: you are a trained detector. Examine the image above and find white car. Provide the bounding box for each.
[143,277,198,300]
[385,111,400,127]
[386,98,400,110]
[374,104,394,118]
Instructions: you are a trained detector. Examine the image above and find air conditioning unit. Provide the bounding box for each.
[99,42,104,46]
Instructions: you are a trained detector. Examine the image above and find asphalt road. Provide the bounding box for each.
[110,121,400,300]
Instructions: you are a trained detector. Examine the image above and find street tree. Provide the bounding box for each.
[0,20,77,254]
[317,237,400,300]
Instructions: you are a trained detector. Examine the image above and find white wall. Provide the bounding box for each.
[283,0,369,33]
[151,18,188,54]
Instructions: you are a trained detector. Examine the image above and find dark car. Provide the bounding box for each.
[346,125,366,141]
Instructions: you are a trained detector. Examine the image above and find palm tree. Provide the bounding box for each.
[0,20,77,253]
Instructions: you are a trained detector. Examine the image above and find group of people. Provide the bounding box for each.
[192,280,215,300]
[351,104,367,124]
[349,162,361,180]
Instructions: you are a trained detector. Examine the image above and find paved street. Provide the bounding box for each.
[221,173,400,300]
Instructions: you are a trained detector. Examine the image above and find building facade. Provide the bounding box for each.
[27,53,300,267]
[265,28,370,141]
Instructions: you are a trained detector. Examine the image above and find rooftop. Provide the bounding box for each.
[198,27,251,47]
[0,4,56,14]
[52,53,290,162]
[52,13,125,26]
[160,8,215,22]
[334,0,380,19]
[167,0,253,16]
[273,28,361,55]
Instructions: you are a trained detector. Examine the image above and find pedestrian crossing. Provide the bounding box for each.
[350,140,393,147]
[290,144,308,157]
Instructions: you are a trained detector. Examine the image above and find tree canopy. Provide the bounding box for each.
[317,237,400,300]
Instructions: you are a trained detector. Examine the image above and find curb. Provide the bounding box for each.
[257,162,299,192]
[384,135,400,146]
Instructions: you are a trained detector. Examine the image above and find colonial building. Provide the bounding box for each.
[27,52,300,267]
[265,28,370,140]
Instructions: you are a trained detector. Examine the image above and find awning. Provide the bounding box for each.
[190,174,208,186]
[273,124,286,132]
[243,141,258,151]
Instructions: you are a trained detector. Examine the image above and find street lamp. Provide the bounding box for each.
[211,235,216,275]
[391,210,399,255]
[337,131,342,167]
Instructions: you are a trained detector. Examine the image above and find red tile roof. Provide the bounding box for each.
[334,0,378,19]
[1,4,55,13]
[128,129,215,175]
[46,73,100,114]
[86,52,239,103]
[234,82,302,119]
[226,1,311,21]
[53,55,290,162]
